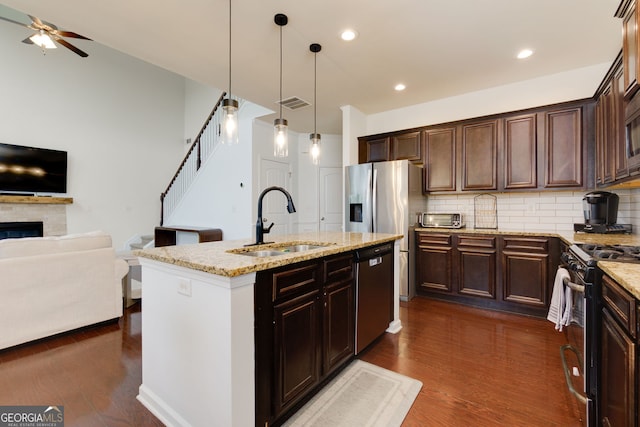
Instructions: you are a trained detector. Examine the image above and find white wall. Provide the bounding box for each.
[0,23,186,249]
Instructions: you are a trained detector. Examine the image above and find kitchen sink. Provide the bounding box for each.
[227,242,334,257]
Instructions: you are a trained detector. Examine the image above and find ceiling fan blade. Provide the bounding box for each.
[54,30,91,41]
[54,37,88,57]
[28,15,43,26]
[21,36,34,44]
[0,15,30,28]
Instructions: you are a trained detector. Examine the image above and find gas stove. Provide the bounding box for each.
[573,223,632,234]
[576,243,640,263]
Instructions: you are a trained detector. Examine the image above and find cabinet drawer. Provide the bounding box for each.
[272,263,320,302]
[324,254,354,283]
[502,237,548,252]
[602,274,637,339]
[417,232,452,246]
[457,235,496,249]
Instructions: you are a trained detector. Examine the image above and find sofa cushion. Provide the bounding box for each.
[0,231,111,259]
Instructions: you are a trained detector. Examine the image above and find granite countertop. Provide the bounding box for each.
[414,227,640,300]
[135,231,402,277]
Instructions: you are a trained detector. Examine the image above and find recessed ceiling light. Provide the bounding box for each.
[517,49,534,59]
[394,83,406,91]
[341,29,358,41]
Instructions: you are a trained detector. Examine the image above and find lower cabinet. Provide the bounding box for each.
[599,274,637,427]
[255,253,355,427]
[415,231,558,316]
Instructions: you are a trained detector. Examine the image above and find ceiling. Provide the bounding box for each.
[0,0,624,135]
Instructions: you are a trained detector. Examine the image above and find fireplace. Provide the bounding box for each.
[0,221,44,240]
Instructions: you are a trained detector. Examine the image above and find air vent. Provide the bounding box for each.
[277,96,310,110]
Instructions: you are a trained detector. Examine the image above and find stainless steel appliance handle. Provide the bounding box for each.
[559,344,587,405]
[562,276,585,293]
[372,168,377,233]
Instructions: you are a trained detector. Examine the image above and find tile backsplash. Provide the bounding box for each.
[425,188,640,235]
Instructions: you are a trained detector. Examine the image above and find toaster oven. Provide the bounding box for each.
[419,213,464,229]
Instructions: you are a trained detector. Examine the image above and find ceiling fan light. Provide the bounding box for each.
[30,31,56,49]
[221,98,239,144]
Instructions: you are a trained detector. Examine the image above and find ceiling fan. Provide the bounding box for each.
[0,14,91,57]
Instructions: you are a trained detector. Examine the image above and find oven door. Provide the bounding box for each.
[559,268,595,426]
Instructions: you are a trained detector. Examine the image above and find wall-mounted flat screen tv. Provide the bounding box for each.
[0,143,68,194]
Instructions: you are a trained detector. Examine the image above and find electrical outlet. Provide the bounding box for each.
[177,278,192,296]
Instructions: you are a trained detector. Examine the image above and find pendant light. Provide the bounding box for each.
[273,13,289,157]
[309,43,322,165]
[221,0,238,144]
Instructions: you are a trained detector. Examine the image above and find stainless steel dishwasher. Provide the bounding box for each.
[355,242,394,354]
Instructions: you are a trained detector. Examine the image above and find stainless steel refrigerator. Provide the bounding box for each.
[345,159,426,299]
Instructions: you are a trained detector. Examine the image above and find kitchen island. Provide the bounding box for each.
[134,231,402,427]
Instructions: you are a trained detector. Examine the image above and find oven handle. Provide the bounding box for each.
[560,344,588,405]
[562,276,585,294]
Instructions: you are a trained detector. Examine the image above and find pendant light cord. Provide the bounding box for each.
[228,0,232,97]
[279,24,283,120]
[313,51,317,134]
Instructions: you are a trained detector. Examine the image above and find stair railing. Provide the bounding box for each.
[160,92,226,225]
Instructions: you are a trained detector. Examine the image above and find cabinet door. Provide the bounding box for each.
[461,120,498,191]
[457,235,496,299]
[600,308,636,427]
[415,233,454,293]
[323,279,354,375]
[623,3,640,98]
[544,107,583,188]
[613,64,630,180]
[358,136,390,163]
[392,131,422,162]
[504,114,537,189]
[423,127,456,191]
[501,237,550,309]
[273,290,322,416]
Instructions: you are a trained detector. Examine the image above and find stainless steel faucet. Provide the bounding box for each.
[251,186,296,246]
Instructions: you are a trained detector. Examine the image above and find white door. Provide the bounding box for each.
[259,158,292,237]
[319,167,343,231]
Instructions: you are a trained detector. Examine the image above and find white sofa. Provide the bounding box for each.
[0,231,128,350]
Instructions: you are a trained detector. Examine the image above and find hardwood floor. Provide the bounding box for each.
[0,297,583,426]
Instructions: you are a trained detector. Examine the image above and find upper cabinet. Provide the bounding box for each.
[543,106,583,188]
[461,119,498,191]
[595,53,629,187]
[423,127,456,192]
[620,0,640,98]
[358,99,594,193]
[358,130,422,164]
[504,113,537,189]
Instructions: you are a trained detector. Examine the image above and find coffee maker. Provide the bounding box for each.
[574,191,631,233]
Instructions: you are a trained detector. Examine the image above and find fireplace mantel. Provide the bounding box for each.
[0,195,73,204]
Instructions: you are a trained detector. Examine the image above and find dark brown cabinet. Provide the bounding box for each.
[358,99,593,193]
[596,54,630,187]
[415,231,558,317]
[620,0,640,98]
[358,136,390,163]
[461,119,499,191]
[255,254,355,426]
[599,274,637,427]
[415,232,455,294]
[543,107,583,188]
[457,235,497,299]
[423,127,457,192]
[392,131,422,162]
[501,237,551,315]
[504,113,537,189]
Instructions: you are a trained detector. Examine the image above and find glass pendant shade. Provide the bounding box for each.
[221,98,239,144]
[310,133,321,165]
[274,118,288,157]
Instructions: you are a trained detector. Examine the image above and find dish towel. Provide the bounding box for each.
[547,267,571,331]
